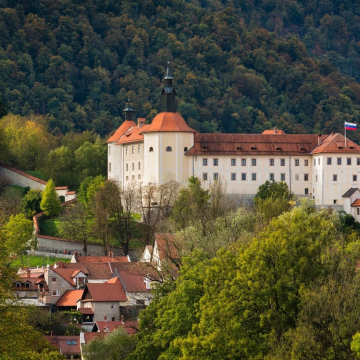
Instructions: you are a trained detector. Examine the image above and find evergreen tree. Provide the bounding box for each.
[40,179,61,217]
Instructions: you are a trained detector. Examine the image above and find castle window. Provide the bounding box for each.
[281,173,285,181]
[358,158,360,165]
[315,175,318,182]
[280,159,285,166]
[126,176,129,181]
[149,147,153,152]
[126,164,128,171]
[304,174,309,181]
[203,158,208,166]
[108,146,111,155]
[318,158,320,165]
[269,173,274,181]
[138,145,141,153]
[132,163,134,171]
[304,159,308,166]
[132,146,134,154]
[295,174,299,180]
[166,146,172,152]
[358,208,360,215]
[138,162,140,170]
[241,173,246,181]
[353,175,357,182]
[203,173,208,181]
[126,147,128,155]
[231,159,236,166]
[213,158,218,166]
[295,159,299,166]
[241,159,246,166]
[334,199,337,204]
[337,157,342,165]
[305,188,309,195]
[213,173,218,180]
[314,159,316,166]
[109,163,111,172]
[251,159,256,166]
[333,174,337,181]
[132,175,135,180]
[269,159,274,166]
[252,173,256,181]
[347,158,352,165]
[231,173,236,181]
[184,147,188,152]
[327,157,332,165]
[138,174,141,179]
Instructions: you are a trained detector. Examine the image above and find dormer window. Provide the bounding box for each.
[202,146,208,150]
[236,147,242,151]
[299,147,305,151]
[166,146,172,152]
[251,146,256,151]
[149,147,153,152]
[276,147,282,151]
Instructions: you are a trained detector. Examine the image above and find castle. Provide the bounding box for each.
[107,65,360,219]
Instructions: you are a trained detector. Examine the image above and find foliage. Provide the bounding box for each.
[10,254,70,268]
[40,179,61,217]
[20,188,42,219]
[84,327,137,360]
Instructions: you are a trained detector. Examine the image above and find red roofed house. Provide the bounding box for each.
[108,64,360,211]
[77,279,128,330]
[44,335,80,359]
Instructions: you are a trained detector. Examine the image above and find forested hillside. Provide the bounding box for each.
[1,0,360,139]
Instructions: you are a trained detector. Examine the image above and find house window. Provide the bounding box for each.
[358,158,360,165]
[52,289,59,296]
[126,163,128,171]
[269,173,274,181]
[241,159,246,166]
[203,173,208,181]
[126,147,128,155]
[353,175,357,182]
[304,174,309,181]
[184,147,188,152]
[241,173,246,181]
[337,157,342,165]
[203,158,208,166]
[132,146,134,154]
[334,199,337,204]
[111,304,115,308]
[305,188,309,195]
[136,299,145,305]
[347,158,352,165]
[132,163,134,171]
[213,158,218,166]
[138,145,141,153]
[231,173,236,181]
[149,147,153,152]
[357,208,360,215]
[251,159,256,166]
[214,173,218,180]
[166,146,172,152]
[25,282,30,288]
[269,158,274,166]
[109,163,111,172]
[295,159,299,166]
[280,159,285,166]
[15,282,21,288]
[51,277,56,283]
[252,173,256,181]
[138,162,140,170]
[333,174,337,181]
[231,159,236,166]
[304,159,308,166]
[281,173,285,181]
[327,157,332,165]
[111,317,116,321]
[295,174,299,180]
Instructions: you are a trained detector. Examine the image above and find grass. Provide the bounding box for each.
[40,219,62,237]
[8,185,25,197]
[11,255,71,269]
[24,170,46,181]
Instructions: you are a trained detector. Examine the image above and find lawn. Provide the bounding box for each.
[40,218,62,237]
[24,170,46,181]
[11,255,71,268]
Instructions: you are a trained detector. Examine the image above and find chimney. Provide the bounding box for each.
[138,118,146,129]
[273,127,277,134]
[26,268,30,278]
[108,251,113,258]
[121,315,125,324]
[318,134,322,146]
[104,315,107,321]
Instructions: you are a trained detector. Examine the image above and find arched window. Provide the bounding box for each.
[149,147,153,152]
[166,146,172,152]
[184,147,188,152]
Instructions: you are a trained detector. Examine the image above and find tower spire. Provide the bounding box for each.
[124,99,134,121]
[161,62,177,112]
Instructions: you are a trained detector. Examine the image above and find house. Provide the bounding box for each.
[91,318,138,335]
[44,335,81,359]
[108,64,360,210]
[56,289,84,311]
[13,268,47,301]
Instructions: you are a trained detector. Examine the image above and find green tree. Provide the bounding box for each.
[19,189,42,219]
[40,179,61,217]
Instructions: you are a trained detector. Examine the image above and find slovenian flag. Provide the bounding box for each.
[345,122,357,130]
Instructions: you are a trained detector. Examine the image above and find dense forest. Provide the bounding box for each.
[0,0,360,140]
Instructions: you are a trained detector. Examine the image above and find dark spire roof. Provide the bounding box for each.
[124,100,134,121]
[161,62,176,112]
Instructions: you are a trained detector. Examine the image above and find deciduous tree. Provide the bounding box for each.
[40,179,61,217]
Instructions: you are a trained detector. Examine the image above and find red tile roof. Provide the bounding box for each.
[93,320,139,335]
[311,133,360,154]
[187,133,324,156]
[262,129,286,135]
[142,112,196,133]
[83,332,102,343]
[107,120,136,143]
[155,233,180,261]
[351,199,360,207]
[51,267,77,286]
[84,283,127,302]
[78,307,94,315]
[59,263,114,280]
[43,336,80,356]
[56,290,84,307]
[115,124,151,145]
[111,263,149,293]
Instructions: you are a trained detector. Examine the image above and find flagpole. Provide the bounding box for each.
[345,122,347,147]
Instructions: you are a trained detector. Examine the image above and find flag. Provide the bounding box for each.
[345,122,357,130]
